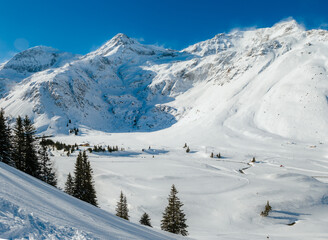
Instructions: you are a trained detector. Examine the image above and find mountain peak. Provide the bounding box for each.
[271,18,303,33]
[90,33,168,57]
[89,33,139,56]
[3,46,60,73]
[112,33,130,41]
[2,45,75,73]
[107,33,136,47]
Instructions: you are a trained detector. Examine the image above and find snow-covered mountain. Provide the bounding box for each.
[0,19,328,142]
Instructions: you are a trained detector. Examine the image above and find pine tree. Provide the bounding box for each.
[0,109,14,166]
[73,151,98,206]
[116,191,129,220]
[65,172,74,195]
[123,195,129,220]
[12,116,25,171]
[83,151,98,206]
[116,191,124,218]
[161,184,188,236]
[23,115,39,177]
[139,212,152,227]
[73,151,84,198]
[38,137,57,187]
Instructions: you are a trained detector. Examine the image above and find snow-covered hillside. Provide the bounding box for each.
[0,19,327,142]
[0,162,186,240]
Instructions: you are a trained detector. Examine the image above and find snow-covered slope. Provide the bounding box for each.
[0,162,186,240]
[0,19,327,142]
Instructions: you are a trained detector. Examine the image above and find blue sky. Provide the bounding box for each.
[0,0,328,62]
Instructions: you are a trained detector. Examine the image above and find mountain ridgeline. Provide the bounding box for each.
[0,20,327,141]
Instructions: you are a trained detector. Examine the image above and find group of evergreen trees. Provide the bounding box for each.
[87,145,122,153]
[115,191,151,227]
[116,191,129,220]
[69,127,79,135]
[0,110,57,186]
[115,185,188,236]
[183,143,190,153]
[65,151,98,206]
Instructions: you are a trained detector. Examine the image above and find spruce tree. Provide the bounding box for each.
[139,212,152,227]
[38,137,57,187]
[73,151,98,206]
[83,151,98,206]
[123,195,129,220]
[161,184,188,236]
[116,191,124,218]
[116,191,129,220]
[73,152,84,198]
[12,116,25,171]
[65,172,74,195]
[0,109,14,166]
[23,115,39,177]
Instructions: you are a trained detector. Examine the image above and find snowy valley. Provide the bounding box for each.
[0,19,328,239]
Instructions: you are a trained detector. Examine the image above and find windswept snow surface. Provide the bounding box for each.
[1,19,328,239]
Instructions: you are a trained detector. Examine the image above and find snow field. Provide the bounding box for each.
[53,129,328,239]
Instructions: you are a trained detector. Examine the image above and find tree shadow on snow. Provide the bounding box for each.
[142,149,169,155]
[269,210,310,224]
[91,151,142,158]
